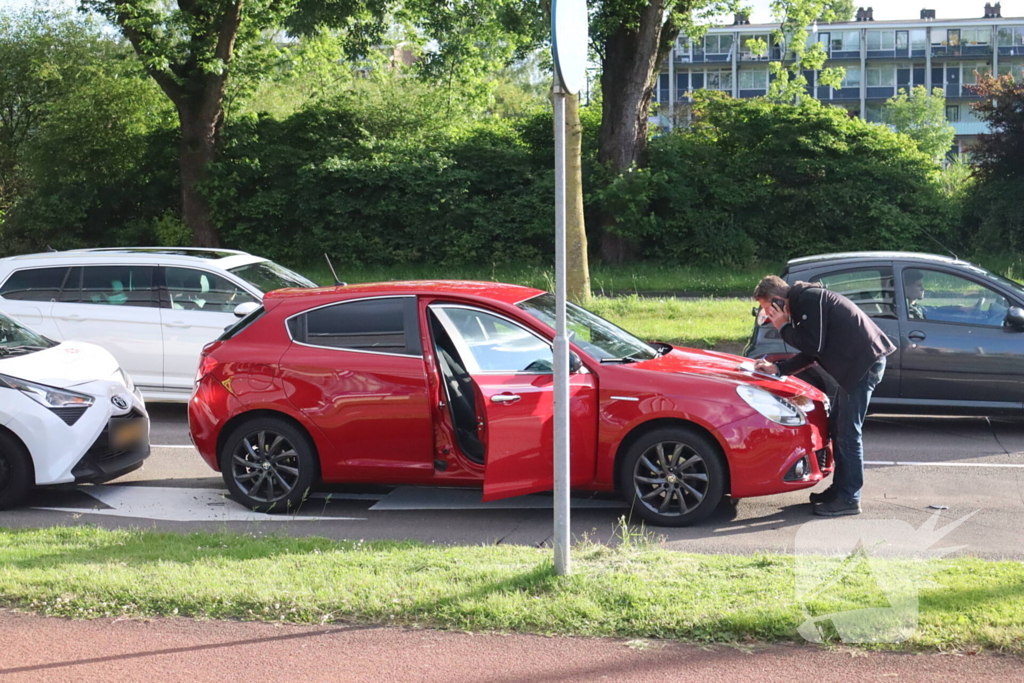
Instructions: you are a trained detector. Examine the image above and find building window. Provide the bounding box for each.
[867,31,895,51]
[911,30,928,51]
[962,63,990,85]
[704,34,733,54]
[896,31,909,50]
[946,105,960,122]
[657,73,669,102]
[739,33,770,58]
[998,63,1024,78]
[739,68,768,89]
[705,69,733,91]
[961,28,991,46]
[998,26,1024,47]
[865,103,884,123]
[831,31,859,52]
[866,66,895,87]
[841,66,861,88]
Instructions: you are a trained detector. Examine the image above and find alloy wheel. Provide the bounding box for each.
[631,440,710,517]
[230,430,301,504]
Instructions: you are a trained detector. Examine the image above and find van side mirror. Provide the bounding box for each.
[1005,307,1024,330]
[569,351,583,374]
[233,302,260,318]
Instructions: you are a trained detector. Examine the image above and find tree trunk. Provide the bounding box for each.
[597,1,677,263]
[565,92,590,305]
[177,104,222,248]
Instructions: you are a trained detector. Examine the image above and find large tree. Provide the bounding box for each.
[968,73,1024,181]
[82,0,390,247]
[882,86,955,163]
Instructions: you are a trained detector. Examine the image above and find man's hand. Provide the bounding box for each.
[754,359,779,375]
[765,301,791,329]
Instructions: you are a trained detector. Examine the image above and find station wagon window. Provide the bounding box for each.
[815,267,896,319]
[69,266,158,307]
[0,267,69,301]
[903,269,1009,327]
[289,297,419,356]
[433,306,552,374]
[165,267,256,313]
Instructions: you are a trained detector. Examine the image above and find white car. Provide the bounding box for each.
[0,311,149,509]
[0,248,318,402]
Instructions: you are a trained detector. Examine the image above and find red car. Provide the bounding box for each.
[188,281,832,526]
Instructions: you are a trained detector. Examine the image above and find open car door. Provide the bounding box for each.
[429,304,597,501]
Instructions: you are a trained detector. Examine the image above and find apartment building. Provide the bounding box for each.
[654,4,1024,153]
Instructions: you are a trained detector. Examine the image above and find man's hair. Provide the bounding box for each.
[753,275,790,300]
[904,268,923,284]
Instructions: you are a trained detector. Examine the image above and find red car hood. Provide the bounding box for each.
[623,346,825,401]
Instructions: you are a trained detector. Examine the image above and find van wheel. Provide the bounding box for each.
[618,427,725,527]
[0,433,33,510]
[219,418,319,513]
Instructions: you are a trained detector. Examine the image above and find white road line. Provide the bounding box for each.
[153,444,195,449]
[866,460,1024,468]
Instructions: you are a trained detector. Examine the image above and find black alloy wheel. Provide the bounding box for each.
[220,417,318,513]
[619,427,725,527]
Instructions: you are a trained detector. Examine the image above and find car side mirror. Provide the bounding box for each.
[1005,307,1024,330]
[569,351,583,374]
[233,302,260,318]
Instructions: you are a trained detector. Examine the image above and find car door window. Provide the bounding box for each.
[903,268,1010,327]
[0,267,69,301]
[165,267,255,313]
[288,297,419,355]
[80,266,157,307]
[816,267,896,319]
[434,306,552,374]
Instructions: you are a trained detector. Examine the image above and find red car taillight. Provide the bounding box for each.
[195,353,220,385]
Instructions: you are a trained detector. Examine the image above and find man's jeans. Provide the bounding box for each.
[832,357,886,502]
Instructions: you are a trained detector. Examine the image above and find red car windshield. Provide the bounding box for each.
[517,293,659,362]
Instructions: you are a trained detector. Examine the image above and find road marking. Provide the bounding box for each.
[866,460,1024,468]
[369,487,628,511]
[33,486,366,522]
[153,444,195,449]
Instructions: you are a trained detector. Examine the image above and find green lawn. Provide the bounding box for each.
[588,296,753,352]
[1,526,1021,652]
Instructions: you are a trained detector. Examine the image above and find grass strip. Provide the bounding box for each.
[1,526,1021,652]
[587,296,753,351]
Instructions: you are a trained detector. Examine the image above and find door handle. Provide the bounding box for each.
[60,314,83,322]
[165,321,191,329]
[908,331,926,342]
[490,393,521,404]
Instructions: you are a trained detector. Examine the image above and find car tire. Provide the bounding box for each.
[618,426,726,527]
[0,432,33,511]
[219,417,319,513]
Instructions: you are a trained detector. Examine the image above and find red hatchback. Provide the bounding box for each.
[189,281,832,526]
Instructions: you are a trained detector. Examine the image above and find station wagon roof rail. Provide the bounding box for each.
[787,252,966,268]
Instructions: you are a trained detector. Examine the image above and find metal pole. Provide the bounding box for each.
[552,83,571,576]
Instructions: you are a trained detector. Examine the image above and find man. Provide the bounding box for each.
[753,275,896,517]
[904,269,926,320]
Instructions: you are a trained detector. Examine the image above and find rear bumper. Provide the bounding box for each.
[188,375,242,472]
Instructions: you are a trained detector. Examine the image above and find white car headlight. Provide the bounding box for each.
[736,385,806,426]
[0,373,94,409]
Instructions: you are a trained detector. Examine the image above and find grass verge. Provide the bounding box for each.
[298,263,777,297]
[1,526,1022,652]
[587,296,753,351]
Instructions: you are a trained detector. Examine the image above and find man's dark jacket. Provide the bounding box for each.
[775,282,896,393]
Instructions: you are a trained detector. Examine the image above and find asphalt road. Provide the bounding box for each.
[5,405,1024,559]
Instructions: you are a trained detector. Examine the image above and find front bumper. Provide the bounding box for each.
[71,410,151,483]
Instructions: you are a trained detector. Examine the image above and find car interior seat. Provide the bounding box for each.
[430,313,484,464]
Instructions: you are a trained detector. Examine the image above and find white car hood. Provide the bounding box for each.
[0,341,120,389]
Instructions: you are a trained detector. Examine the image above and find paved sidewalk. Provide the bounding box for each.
[0,610,1021,682]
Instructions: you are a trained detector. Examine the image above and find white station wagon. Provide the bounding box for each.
[0,248,318,402]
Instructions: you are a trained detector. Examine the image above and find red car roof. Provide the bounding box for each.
[263,280,546,307]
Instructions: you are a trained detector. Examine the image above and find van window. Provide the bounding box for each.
[78,266,158,307]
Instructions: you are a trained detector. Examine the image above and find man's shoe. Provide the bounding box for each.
[813,497,861,517]
[808,487,838,505]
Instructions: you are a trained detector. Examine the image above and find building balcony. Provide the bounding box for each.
[952,121,988,135]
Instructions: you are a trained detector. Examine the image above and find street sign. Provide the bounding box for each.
[552,0,588,95]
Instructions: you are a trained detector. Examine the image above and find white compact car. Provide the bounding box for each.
[0,311,149,509]
[0,247,318,402]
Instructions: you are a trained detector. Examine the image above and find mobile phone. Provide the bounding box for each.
[771,297,786,312]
